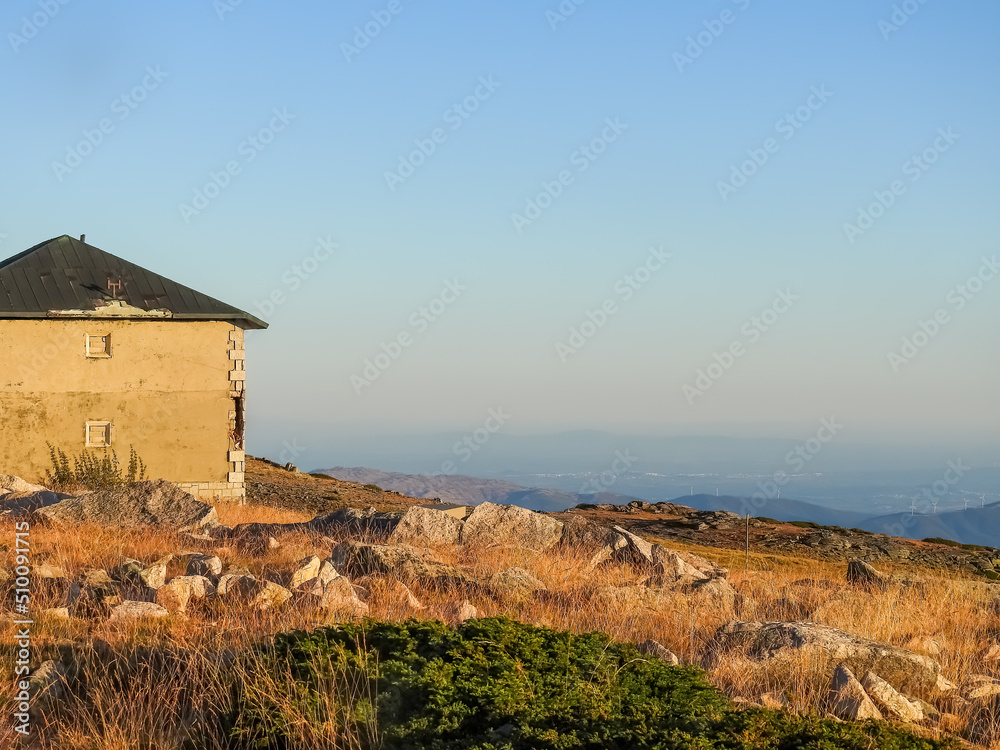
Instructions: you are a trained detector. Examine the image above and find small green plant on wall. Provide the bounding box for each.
[45,442,147,492]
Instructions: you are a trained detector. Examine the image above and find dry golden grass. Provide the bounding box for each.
[2,503,999,749]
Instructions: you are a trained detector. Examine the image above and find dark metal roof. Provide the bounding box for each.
[0,235,267,329]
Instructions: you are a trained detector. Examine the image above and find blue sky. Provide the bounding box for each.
[2,0,998,465]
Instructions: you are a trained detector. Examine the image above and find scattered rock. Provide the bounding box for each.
[461,503,563,552]
[389,505,464,546]
[156,575,216,613]
[489,567,546,599]
[186,554,223,578]
[34,563,68,579]
[0,474,48,494]
[558,516,629,568]
[316,577,369,614]
[846,560,890,591]
[611,525,655,566]
[28,660,68,707]
[652,551,709,586]
[829,664,883,721]
[982,643,1000,663]
[37,480,218,531]
[222,577,291,610]
[965,675,1000,701]
[709,621,941,698]
[289,556,321,589]
[685,577,738,617]
[68,569,121,615]
[0,489,70,517]
[637,639,679,665]
[109,601,170,621]
[861,671,923,722]
[386,580,424,610]
[216,573,252,597]
[329,541,469,587]
[308,506,400,537]
[445,599,478,624]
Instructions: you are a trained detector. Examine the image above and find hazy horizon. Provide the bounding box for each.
[3,1,997,471]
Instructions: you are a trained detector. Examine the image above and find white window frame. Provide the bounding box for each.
[85,333,112,358]
[85,421,112,448]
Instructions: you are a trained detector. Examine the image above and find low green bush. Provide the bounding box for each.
[227,617,956,750]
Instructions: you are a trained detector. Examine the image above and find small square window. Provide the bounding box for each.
[85,333,112,358]
[86,422,112,448]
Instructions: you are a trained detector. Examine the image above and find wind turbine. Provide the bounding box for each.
[909,501,916,516]
[980,493,987,508]
[964,497,969,511]
[932,500,938,515]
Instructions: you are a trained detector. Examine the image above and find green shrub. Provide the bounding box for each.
[227,617,956,750]
[363,484,382,492]
[44,442,147,492]
[920,537,991,551]
[789,521,820,529]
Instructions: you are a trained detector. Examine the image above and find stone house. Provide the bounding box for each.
[0,235,267,501]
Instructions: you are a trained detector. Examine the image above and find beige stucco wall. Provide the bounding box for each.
[0,319,245,496]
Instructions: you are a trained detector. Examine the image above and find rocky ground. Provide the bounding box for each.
[2,461,999,748]
[571,500,1000,578]
[245,455,433,513]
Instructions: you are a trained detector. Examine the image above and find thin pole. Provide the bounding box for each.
[745,513,750,572]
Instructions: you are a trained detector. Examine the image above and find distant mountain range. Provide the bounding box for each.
[679,494,874,529]
[318,467,645,513]
[317,467,1000,547]
[858,503,1000,548]
[298,430,999,476]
